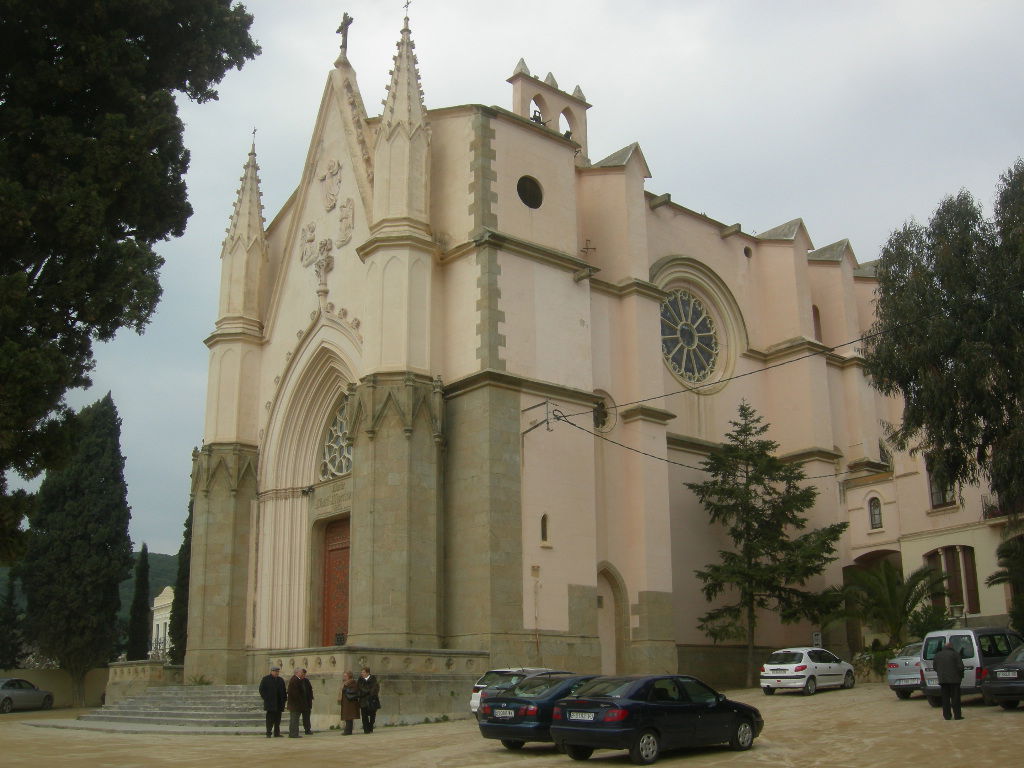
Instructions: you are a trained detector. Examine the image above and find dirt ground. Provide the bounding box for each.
[3,683,1019,768]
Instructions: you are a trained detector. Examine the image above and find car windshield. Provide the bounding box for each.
[766,652,803,665]
[574,677,635,698]
[897,643,922,658]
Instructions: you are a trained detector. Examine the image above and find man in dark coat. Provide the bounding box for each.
[357,666,380,734]
[286,669,309,737]
[933,641,966,720]
[300,668,314,734]
[258,666,286,737]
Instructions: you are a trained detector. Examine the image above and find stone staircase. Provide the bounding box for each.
[78,685,265,730]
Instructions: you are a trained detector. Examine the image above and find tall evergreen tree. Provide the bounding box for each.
[686,401,848,687]
[125,543,151,660]
[18,394,133,705]
[0,576,25,669]
[168,502,192,666]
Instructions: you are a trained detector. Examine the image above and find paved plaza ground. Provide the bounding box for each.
[3,683,1018,767]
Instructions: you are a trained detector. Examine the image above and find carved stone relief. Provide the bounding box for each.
[300,222,317,266]
[336,198,355,247]
[319,159,343,211]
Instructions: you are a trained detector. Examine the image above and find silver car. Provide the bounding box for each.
[885,642,922,699]
[760,647,856,695]
[0,678,54,713]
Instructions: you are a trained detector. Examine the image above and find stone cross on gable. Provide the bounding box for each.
[337,12,354,51]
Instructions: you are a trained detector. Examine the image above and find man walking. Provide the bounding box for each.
[286,668,309,737]
[258,666,286,738]
[357,666,380,734]
[933,641,965,720]
[300,668,314,734]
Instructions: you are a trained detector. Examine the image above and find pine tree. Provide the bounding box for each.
[19,394,133,705]
[686,401,848,687]
[168,502,192,666]
[125,544,151,660]
[0,576,25,669]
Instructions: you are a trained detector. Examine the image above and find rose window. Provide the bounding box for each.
[660,290,719,383]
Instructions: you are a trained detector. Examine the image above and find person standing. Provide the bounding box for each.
[933,641,965,720]
[300,668,314,734]
[258,666,286,738]
[286,668,309,737]
[357,666,380,734]
[337,670,360,735]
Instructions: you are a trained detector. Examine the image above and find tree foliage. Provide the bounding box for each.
[0,0,259,559]
[0,576,25,669]
[686,401,848,686]
[862,160,1024,515]
[168,502,192,666]
[125,543,151,660]
[987,533,1024,632]
[843,560,948,648]
[18,394,133,705]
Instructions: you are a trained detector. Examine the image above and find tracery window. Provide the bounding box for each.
[868,497,883,530]
[319,397,353,480]
[660,289,719,383]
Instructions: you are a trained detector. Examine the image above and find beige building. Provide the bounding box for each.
[150,586,173,660]
[186,16,1013,705]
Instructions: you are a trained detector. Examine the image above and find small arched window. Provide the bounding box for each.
[540,514,549,543]
[812,305,823,343]
[868,497,883,530]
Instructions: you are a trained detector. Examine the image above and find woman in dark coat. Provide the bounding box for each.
[337,670,360,734]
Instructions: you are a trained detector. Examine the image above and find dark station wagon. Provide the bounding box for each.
[550,674,764,765]
[478,673,598,750]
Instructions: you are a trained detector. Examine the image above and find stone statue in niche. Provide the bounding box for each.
[319,159,343,211]
[336,198,354,247]
[300,222,317,266]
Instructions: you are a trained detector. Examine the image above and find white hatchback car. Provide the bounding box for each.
[759,647,855,696]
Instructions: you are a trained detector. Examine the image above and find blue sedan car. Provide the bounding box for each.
[478,673,598,749]
[550,674,764,764]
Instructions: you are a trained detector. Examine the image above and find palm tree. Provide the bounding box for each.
[844,561,947,648]
[987,533,1024,632]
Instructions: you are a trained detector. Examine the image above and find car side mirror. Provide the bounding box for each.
[716,693,726,704]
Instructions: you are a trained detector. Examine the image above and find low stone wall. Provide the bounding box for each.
[105,661,183,705]
[256,645,488,729]
[0,667,108,708]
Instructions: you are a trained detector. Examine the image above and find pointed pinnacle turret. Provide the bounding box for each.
[379,16,428,133]
[223,141,267,251]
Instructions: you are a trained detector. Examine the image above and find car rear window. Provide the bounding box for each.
[476,671,518,687]
[511,676,568,698]
[766,652,803,664]
[897,643,922,658]
[574,677,634,698]
[979,634,1013,657]
[1007,645,1024,663]
[923,635,975,660]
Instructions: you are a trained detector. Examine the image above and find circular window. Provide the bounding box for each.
[660,289,719,383]
[517,176,543,209]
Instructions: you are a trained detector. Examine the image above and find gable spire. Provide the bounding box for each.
[223,138,267,253]
[380,14,429,135]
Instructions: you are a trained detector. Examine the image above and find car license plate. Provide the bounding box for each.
[770,668,787,673]
[997,671,1018,679]
[494,709,514,718]
[568,711,595,721]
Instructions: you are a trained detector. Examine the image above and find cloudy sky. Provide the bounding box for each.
[39,0,1024,553]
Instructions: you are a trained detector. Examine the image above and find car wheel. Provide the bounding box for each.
[729,718,755,751]
[0,698,11,715]
[41,695,53,710]
[927,696,941,708]
[629,729,660,765]
[565,744,594,761]
[895,690,912,700]
[999,700,1020,710]
[762,687,775,696]
[501,739,525,750]
[842,671,855,689]
[802,676,817,696]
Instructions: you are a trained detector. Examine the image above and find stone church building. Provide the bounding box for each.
[185,16,1011,715]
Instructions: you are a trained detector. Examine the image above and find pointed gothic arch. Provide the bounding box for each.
[596,561,630,674]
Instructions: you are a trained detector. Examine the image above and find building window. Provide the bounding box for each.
[660,289,719,383]
[812,305,823,343]
[517,176,543,209]
[319,397,354,480]
[540,514,549,543]
[928,470,955,508]
[868,497,883,530]
[925,545,980,614]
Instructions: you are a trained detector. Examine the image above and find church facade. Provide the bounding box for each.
[185,17,1013,706]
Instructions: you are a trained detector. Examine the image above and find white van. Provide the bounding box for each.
[919,626,1023,706]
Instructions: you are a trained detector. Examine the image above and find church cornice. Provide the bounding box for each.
[356,222,436,262]
[666,432,720,455]
[440,228,592,276]
[589,277,666,302]
[743,337,864,368]
[620,405,676,425]
[445,368,600,407]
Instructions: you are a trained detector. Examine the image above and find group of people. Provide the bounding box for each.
[258,665,380,737]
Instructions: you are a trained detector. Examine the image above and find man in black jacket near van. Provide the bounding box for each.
[933,642,965,720]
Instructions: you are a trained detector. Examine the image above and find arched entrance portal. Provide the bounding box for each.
[597,566,628,674]
[322,517,351,646]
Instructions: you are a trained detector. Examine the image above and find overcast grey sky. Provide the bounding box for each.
[41,0,1024,553]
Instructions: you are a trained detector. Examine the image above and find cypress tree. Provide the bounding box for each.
[125,543,151,660]
[0,576,25,669]
[19,394,133,705]
[168,502,192,666]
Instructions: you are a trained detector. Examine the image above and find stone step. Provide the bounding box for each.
[81,683,269,730]
[78,712,265,728]
[103,704,262,713]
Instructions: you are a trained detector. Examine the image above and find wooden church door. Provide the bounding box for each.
[322,518,350,646]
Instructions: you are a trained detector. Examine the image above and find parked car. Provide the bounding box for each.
[0,678,54,713]
[550,674,763,765]
[470,667,565,714]
[759,647,855,695]
[478,673,598,749]
[921,627,1024,706]
[886,641,923,699]
[980,642,1024,710]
